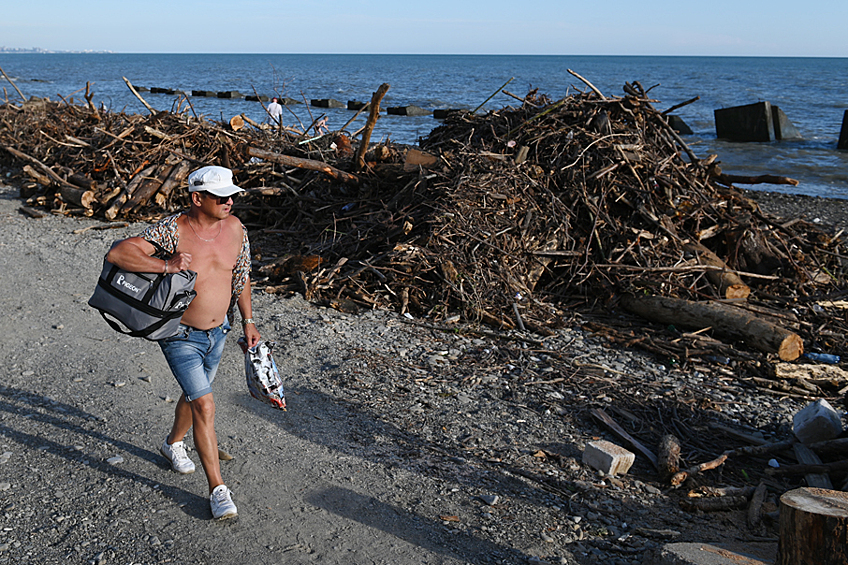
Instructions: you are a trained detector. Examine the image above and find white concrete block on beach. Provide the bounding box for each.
[793,398,843,444]
[582,440,635,475]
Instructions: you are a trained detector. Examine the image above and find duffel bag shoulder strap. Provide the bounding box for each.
[99,307,185,339]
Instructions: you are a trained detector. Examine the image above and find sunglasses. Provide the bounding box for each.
[200,192,234,205]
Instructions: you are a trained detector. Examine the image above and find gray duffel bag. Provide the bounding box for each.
[88,243,197,340]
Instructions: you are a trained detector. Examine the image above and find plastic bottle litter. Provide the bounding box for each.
[804,352,841,364]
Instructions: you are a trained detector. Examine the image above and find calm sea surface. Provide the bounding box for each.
[2,53,847,198]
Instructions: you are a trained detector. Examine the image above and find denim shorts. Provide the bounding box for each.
[158,319,230,401]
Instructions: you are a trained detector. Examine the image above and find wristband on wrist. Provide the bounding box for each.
[163,259,169,274]
[241,318,254,326]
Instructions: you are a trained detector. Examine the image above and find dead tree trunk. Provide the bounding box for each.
[777,487,848,565]
[619,293,803,361]
[247,147,360,184]
[355,83,390,171]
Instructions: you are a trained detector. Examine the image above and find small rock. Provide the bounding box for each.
[106,456,123,465]
[139,376,152,383]
[479,494,500,506]
[0,483,10,491]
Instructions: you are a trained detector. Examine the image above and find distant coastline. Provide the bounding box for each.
[0,47,112,54]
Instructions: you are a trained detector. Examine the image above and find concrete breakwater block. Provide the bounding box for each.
[715,101,774,142]
[715,101,802,142]
[666,115,693,135]
[793,398,843,444]
[772,105,802,140]
[347,100,369,111]
[280,97,301,105]
[134,86,150,92]
[387,105,431,117]
[434,109,467,120]
[192,90,215,97]
[839,110,848,150]
[149,87,172,94]
[245,95,269,102]
[217,91,243,99]
[311,98,344,108]
[582,440,634,475]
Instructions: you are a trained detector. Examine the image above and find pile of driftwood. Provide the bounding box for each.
[2,77,848,381]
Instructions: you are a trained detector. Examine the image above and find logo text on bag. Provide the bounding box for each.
[116,275,142,294]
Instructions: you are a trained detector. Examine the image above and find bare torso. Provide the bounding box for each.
[175,213,243,330]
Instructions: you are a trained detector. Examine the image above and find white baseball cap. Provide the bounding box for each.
[187,166,244,197]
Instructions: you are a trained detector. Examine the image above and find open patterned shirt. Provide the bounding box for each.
[139,212,251,300]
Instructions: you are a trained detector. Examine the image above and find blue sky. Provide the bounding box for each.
[2,0,845,57]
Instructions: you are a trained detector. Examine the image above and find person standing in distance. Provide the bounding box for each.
[106,165,260,520]
[266,97,283,127]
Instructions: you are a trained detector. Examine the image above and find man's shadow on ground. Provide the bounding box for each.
[0,385,209,519]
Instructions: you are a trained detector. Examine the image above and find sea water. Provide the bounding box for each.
[1,53,846,198]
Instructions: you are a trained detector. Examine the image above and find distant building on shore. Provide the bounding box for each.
[0,47,113,54]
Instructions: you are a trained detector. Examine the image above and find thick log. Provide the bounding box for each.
[59,185,96,209]
[777,487,848,565]
[155,160,192,206]
[247,147,359,185]
[104,165,155,220]
[68,173,97,190]
[355,83,390,171]
[619,294,804,361]
[683,241,750,300]
[121,164,173,214]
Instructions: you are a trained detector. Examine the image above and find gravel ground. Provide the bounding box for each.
[0,180,846,565]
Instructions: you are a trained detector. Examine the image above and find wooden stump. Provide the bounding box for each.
[777,487,848,565]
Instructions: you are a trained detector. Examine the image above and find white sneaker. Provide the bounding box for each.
[210,485,238,520]
[160,439,196,474]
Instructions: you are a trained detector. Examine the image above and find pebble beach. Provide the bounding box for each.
[0,180,844,564]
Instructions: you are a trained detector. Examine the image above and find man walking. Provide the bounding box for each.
[106,165,260,520]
